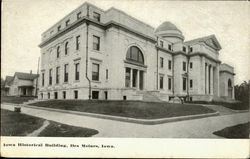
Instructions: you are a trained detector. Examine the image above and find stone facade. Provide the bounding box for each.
[38,2,235,101]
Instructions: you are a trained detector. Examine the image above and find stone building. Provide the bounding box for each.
[4,72,39,96]
[38,2,235,101]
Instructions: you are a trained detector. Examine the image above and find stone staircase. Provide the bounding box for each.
[136,91,162,102]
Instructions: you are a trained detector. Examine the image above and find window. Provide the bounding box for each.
[93,35,100,51]
[190,79,193,89]
[57,25,61,31]
[160,41,164,47]
[54,92,58,99]
[57,46,60,58]
[132,69,137,87]
[64,64,68,82]
[168,78,172,90]
[183,77,187,91]
[65,19,70,26]
[75,63,79,80]
[160,57,164,68]
[63,91,66,99]
[42,73,45,86]
[106,69,108,80]
[228,79,232,87]
[168,44,172,51]
[190,62,193,69]
[92,63,99,81]
[48,92,50,99]
[77,12,81,20]
[183,46,186,52]
[168,60,172,70]
[125,68,131,87]
[65,42,69,55]
[92,91,99,99]
[104,91,108,100]
[41,93,43,99]
[49,69,52,85]
[56,66,60,84]
[74,90,78,99]
[183,62,186,71]
[93,12,100,22]
[190,47,193,52]
[126,46,144,64]
[160,76,164,89]
[76,35,80,50]
[123,96,127,100]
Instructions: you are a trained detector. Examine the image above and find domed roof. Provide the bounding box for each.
[155,21,184,41]
[155,21,181,33]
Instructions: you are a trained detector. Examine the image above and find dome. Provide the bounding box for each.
[155,21,184,42]
[155,21,181,33]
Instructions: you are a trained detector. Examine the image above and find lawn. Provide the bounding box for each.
[38,121,98,137]
[1,109,98,137]
[30,100,216,119]
[1,96,36,104]
[1,109,44,136]
[186,101,249,110]
[213,122,249,139]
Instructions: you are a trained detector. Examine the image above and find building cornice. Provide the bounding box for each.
[39,17,156,48]
[189,52,221,63]
[220,70,235,76]
[155,46,173,55]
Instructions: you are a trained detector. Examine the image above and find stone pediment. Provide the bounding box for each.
[204,37,221,51]
[185,34,222,51]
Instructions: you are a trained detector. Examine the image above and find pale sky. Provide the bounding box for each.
[2,0,250,84]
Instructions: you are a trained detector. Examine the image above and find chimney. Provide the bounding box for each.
[30,70,32,74]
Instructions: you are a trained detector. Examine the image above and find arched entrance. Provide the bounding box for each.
[228,79,232,98]
[124,46,145,90]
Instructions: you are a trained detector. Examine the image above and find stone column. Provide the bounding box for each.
[137,69,140,89]
[210,66,214,95]
[206,63,209,94]
[130,68,132,88]
[215,63,220,96]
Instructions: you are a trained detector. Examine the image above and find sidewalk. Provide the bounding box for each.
[1,103,248,138]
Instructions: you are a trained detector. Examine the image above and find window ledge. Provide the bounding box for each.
[74,80,80,83]
[92,80,101,83]
[91,49,102,54]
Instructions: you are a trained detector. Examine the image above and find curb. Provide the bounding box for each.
[231,109,249,113]
[12,104,221,125]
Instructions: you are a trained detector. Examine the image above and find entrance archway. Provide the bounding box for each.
[125,46,145,90]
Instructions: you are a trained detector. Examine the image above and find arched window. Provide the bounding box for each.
[57,46,60,58]
[126,46,144,64]
[65,42,69,55]
[228,79,232,87]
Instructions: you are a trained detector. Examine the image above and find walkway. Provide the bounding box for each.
[1,104,248,138]
[201,104,236,115]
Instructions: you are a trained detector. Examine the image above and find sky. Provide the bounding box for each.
[2,0,249,84]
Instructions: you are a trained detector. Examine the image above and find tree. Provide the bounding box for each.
[234,81,249,104]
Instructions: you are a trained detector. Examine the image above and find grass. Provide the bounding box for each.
[1,109,98,137]
[38,121,98,137]
[1,109,44,136]
[30,100,216,119]
[213,122,249,139]
[1,96,36,104]
[186,101,249,110]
